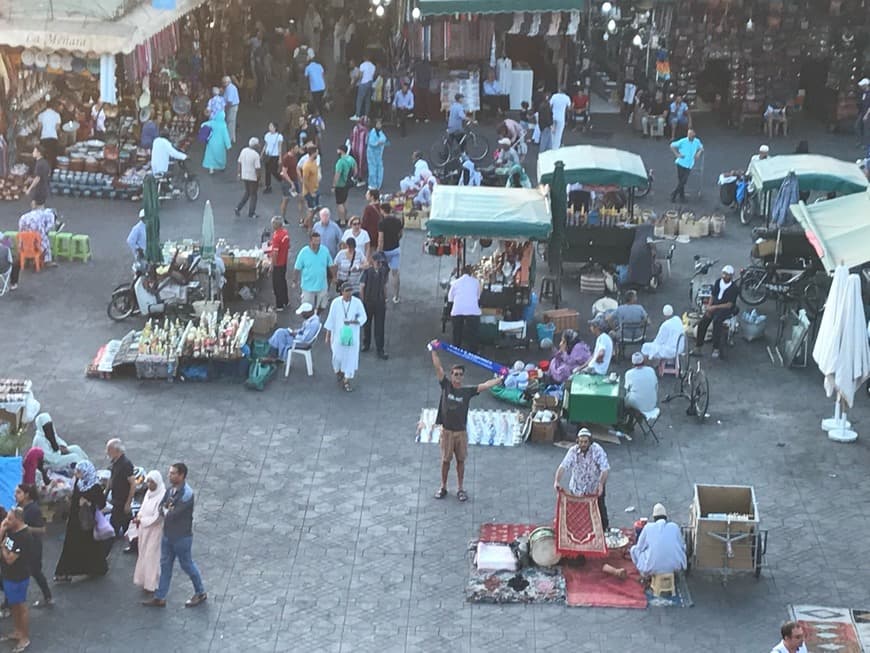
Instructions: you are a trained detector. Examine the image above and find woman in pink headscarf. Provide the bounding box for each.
[350,116,369,185]
[22,447,49,486]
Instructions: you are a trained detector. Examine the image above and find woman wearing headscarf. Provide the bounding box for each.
[549,329,592,383]
[350,116,369,185]
[132,470,165,593]
[201,109,232,174]
[366,118,388,190]
[31,413,88,473]
[53,460,108,582]
[21,448,50,486]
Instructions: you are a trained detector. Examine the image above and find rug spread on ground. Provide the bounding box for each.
[554,491,607,558]
[790,605,870,653]
[416,408,525,446]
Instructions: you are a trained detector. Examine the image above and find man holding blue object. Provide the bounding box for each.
[670,129,703,203]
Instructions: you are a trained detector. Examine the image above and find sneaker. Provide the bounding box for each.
[233,207,241,216]
[392,296,400,304]
[711,349,721,359]
[350,115,360,121]
[185,592,207,607]
[276,305,286,312]
[9,284,17,291]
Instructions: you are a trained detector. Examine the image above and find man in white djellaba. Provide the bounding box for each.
[324,282,367,392]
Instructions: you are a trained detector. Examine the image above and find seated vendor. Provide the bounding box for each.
[268,302,322,361]
[571,85,590,131]
[549,329,591,384]
[481,69,508,118]
[630,503,687,579]
[641,304,685,363]
[413,175,437,209]
[506,164,532,189]
[494,138,521,173]
[580,316,613,375]
[458,155,482,187]
[31,412,89,473]
[399,150,432,193]
[605,290,648,341]
[623,352,659,431]
[22,447,51,486]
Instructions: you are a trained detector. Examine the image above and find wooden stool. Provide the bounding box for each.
[70,234,92,262]
[650,572,675,597]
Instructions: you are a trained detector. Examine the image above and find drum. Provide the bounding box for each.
[528,527,561,567]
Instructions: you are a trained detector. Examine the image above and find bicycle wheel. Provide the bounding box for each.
[465,131,490,162]
[800,276,825,319]
[738,268,768,305]
[634,175,653,198]
[689,366,709,422]
[430,136,452,168]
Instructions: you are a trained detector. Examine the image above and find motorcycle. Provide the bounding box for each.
[156,160,200,202]
[107,252,216,321]
[718,170,749,217]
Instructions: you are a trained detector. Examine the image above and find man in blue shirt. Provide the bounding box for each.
[305,57,327,116]
[393,81,415,137]
[222,76,240,144]
[669,129,703,203]
[126,209,147,260]
[482,69,507,118]
[292,231,335,312]
[447,93,468,151]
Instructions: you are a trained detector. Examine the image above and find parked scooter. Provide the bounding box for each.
[156,160,200,202]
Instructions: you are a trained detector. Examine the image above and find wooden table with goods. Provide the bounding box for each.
[563,373,622,426]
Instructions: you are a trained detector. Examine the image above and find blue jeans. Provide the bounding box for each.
[356,82,372,117]
[155,535,205,600]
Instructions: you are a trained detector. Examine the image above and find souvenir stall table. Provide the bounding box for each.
[0,379,41,452]
[426,186,552,347]
[218,240,272,299]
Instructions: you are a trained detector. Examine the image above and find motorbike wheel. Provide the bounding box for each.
[739,199,753,225]
[739,268,768,305]
[107,286,135,321]
[185,178,201,201]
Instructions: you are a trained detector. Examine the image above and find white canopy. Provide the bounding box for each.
[790,192,870,272]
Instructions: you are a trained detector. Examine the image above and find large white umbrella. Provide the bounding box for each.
[812,266,870,442]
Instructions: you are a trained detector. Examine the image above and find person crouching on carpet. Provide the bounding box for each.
[429,341,503,503]
[630,503,686,580]
[553,428,610,529]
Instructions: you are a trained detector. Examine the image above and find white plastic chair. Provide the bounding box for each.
[284,323,323,377]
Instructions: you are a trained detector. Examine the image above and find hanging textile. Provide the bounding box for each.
[508,13,524,34]
[547,12,562,36]
[496,57,513,95]
[528,13,542,37]
[100,55,117,104]
[566,10,581,36]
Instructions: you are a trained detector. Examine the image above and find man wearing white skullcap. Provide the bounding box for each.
[747,144,771,174]
[641,304,685,363]
[630,503,686,578]
[624,351,659,432]
[692,265,738,359]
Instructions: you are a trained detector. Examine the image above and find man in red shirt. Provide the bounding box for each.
[280,143,301,222]
[571,86,590,132]
[268,216,291,310]
[360,188,383,251]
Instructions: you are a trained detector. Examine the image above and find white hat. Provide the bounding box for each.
[859,78,870,87]
[498,138,512,147]
[138,209,146,218]
[631,352,644,365]
[652,503,667,518]
[577,427,592,439]
[759,144,770,153]
[662,304,674,317]
[296,302,314,315]
[722,264,735,275]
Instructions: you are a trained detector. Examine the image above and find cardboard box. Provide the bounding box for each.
[690,484,759,571]
[251,309,278,336]
[530,419,557,443]
[542,308,579,334]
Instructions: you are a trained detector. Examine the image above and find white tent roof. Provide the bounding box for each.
[789,191,870,272]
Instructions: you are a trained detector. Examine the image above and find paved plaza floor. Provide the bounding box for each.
[1,79,869,652]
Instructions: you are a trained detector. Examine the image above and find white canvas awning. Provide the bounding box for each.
[789,191,870,272]
[0,0,207,55]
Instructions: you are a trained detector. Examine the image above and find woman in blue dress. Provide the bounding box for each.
[201,110,232,174]
[366,118,388,190]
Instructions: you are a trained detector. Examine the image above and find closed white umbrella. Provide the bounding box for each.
[833,275,870,407]
[813,265,849,399]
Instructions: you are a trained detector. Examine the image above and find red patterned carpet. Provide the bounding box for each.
[554,490,607,558]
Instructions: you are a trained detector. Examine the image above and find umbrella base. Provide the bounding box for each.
[827,427,858,443]
[822,417,852,431]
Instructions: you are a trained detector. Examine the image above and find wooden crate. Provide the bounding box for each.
[691,484,758,571]
[542,308,579,334]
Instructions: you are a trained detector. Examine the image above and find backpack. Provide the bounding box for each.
[197,124,212,143]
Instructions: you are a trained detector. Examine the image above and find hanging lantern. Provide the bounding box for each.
[375,4,385,16]
[411,6,421,18]
[601,1,612,13]
[632,33,643,47]
[607,18,617,33]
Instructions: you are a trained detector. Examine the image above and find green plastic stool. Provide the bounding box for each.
[54,233,73,261]
[47,231,58,255]
[3,231,17,255]
[70,234,92,262]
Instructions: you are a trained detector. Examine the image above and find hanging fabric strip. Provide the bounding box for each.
[527,13,542,37]
[566,10,581,36]
[99,54,117,103]
[508,12,524,34]
[547,12,562,36]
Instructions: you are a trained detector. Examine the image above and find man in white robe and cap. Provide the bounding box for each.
[630,503,687,579]
[641,304,685,363]
[324,282,367,392]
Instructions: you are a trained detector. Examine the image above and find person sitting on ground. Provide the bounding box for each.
[692,265,738,360]
[31,413,89,473]
[268,302,322,362]
[605,289,648,342]
[641,304,685,364]
[494,138,521,174]
[630,503,687,579]
[549,329,592,384]
[580,316,614,375]
[623,352,659,432]
[414,175,437,209]
[399,150,431,193]
[506,164,532,189]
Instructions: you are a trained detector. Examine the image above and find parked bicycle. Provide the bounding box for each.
[663,334,710,423]
[430,128,490,168]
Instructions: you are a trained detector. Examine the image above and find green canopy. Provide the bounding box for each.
[427,186,552,240]
[419,0,584,16]
[789,192,870,273]
[537,145,649,188]
[749,155,868,194]
[142,175,161,264]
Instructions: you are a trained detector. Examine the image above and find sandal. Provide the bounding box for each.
[433,488,447,499]
[13,641,31,653]
[0,635,18,642]
[457,490,469,502]
[343,380,353,392]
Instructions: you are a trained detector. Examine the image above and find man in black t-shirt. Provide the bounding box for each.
[15,484,51,607]
[378,213,404,304]
[692,265,739,360]
[26,145,51,205]
[1,507,33,651]
[537,92,554,152]
[106,438,136,548]
[430,342,503,502]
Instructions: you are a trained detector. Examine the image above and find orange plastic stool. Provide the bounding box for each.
[18,231,43,271]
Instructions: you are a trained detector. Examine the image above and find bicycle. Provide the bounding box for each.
[663,337,710,423]
[430,127,490,168]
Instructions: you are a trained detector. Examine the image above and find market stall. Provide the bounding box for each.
[426,185,551,346]
[790,192,870,275]
[745,155,868,227]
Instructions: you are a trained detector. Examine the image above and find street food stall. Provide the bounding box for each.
[744,154,868,227]
[426,185,552,346]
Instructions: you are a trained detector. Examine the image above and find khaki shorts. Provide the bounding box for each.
[440,428,468,464]
[301,290,330,310]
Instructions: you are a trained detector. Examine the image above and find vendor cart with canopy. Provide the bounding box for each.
[743,154,868,227]
[426,185,552,347]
